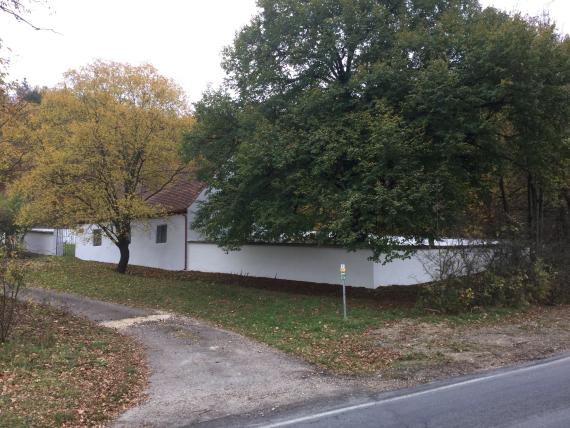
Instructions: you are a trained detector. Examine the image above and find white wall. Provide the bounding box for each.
[23,230,57,255]
[187,243,375,287]
[372,250,438,286]
[375,247,492,286]
[187,243,492,288]
[71,187,492,286]
[76,215,187,270]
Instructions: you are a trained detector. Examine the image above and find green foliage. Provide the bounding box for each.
[0,193,22,240]
[15,79,42,104]
[417,279,475,314]
[184,0,570,262]
[63,243,75,258]
[185,0,486,259]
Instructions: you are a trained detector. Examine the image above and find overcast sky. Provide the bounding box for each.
[0,0,568,104]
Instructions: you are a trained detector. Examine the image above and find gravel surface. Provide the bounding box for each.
[20,288,400,427]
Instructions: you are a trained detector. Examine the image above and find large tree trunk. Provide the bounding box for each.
[116,238,130,274]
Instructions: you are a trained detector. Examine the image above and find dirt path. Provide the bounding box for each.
[20,288,398,427]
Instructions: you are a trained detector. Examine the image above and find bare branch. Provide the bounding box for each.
[0,1,60,33]
[143,166,187,201]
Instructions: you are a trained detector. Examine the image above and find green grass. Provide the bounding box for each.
[63,243,76,257]
[26,257,513,373]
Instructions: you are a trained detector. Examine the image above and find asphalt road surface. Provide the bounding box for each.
[246,354,570,428]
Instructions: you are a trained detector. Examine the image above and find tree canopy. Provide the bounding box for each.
[184,0,570,261]
[15,61,192,272]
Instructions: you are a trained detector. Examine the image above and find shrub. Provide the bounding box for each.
[417,279,474,314]
[0,249,24,342]
[417,260,554,314]
[63,243,76,257]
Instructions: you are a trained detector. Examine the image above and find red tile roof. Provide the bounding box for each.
[147,176,204,214]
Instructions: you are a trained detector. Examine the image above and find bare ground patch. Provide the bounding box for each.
[371,305,570,384]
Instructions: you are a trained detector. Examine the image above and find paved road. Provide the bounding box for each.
[244,354,570,428]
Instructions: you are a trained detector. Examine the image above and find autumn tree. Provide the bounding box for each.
[16,61,192,273]
[1,0,48,228]
[0,81,40,185]
[0,44,41,244]
[0,84,36,248]
[0,0,48,342]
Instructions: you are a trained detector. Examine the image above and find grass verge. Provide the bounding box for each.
[0,301,147,427]
[25,257,515,374]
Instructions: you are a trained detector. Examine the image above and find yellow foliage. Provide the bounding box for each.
[0,85,38,184]
[13,61,194,244]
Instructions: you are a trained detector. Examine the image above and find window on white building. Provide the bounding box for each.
[156,224,167,244]
[93,229,102,246]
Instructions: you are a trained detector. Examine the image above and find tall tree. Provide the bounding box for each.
[184,0,485,259]
[0,0,50,343]
[0,80,40,184]
[456,12,570,255]
[16,61,192,273]
[185,0,570,263]
[0,81,39,247]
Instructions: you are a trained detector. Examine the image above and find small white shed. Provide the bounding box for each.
[23,228,58,255]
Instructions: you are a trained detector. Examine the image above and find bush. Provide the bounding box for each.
[417,260,554,314]
[0,249,24,342]
[416,279,475,314]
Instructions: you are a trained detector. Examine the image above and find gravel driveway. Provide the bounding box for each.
[20,288,388,427]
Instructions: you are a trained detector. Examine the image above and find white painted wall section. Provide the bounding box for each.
[187,189,209,242]
[187,243,375,287]
[375,247,494,286]
[75,215,186,270]
[373,251,437,286]
[187,243,492,288]
[374,247,493,286]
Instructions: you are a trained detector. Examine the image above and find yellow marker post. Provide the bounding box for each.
[340,264,347,320]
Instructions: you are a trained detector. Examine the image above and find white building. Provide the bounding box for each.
[25,178,490,289]
[23,228,75,256]
[23,228,59,255]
